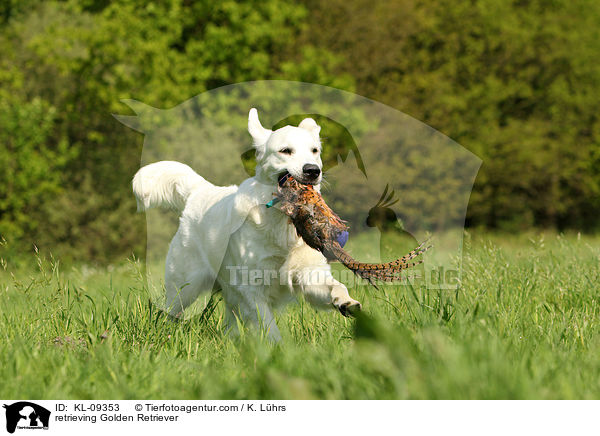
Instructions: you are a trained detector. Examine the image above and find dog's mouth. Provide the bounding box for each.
[278,171,291,187]
[278,171,320,186]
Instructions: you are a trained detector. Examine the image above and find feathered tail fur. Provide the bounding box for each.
[325,239,431,283]
[132,161,211,212]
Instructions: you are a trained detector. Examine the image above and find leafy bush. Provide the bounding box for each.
[0,94,72,242]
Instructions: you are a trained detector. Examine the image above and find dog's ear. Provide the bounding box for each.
[298,117,321,141]
[248,109,272,156]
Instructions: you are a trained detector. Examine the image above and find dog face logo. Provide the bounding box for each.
[3,402,50,433]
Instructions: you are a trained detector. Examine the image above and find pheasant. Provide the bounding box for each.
[267,173,431,284]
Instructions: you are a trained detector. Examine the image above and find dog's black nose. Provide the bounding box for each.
[302,164,321,179]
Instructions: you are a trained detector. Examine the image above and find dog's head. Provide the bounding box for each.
[248,108,322,186]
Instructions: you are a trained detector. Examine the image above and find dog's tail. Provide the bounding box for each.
[133,161,211,212]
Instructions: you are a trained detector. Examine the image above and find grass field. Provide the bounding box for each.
[1,232,599,399]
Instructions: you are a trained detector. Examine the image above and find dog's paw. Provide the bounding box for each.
[337,300,362,318]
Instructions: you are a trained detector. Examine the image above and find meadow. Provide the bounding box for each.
[1,232,598,399]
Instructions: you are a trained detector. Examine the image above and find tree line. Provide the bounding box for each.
[1,0,598,262]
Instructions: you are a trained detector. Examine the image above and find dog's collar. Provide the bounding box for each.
[265,198,279,208]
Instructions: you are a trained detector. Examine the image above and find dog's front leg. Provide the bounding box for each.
[284,245,361,317]
[329,278,362,317]
[296,269,361,317]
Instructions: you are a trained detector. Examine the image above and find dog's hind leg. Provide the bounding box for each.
[163,228,218,318]
[165,268,215,318]
[222,287,281,342]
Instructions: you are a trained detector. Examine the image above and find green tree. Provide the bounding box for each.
[301,0,600,230]
[0,0,349,261]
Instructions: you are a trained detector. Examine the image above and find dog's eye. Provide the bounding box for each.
[312,148,319,154]
[279,148,293,155]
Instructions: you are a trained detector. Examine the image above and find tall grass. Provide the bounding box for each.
[0,233,598,399]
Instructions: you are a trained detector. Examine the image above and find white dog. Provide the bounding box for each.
[133,109,361,340]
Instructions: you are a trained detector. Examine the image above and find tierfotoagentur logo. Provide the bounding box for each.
[117,80,481,319]
[3,402,50,434]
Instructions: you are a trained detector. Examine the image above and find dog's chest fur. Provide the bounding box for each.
[218,187,305,303]
[226,204,300,266]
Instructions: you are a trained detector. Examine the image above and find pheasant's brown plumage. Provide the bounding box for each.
[273,175,431,284]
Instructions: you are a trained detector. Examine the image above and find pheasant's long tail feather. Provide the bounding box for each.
[328,239,432,283]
